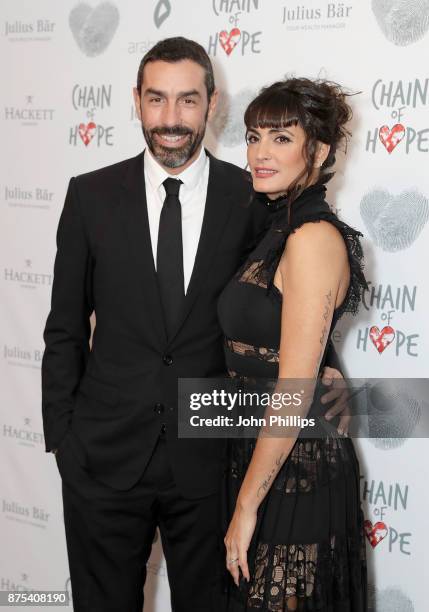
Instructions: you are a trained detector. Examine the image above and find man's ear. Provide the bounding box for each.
[133,87,142,121]
[207,88,219,121]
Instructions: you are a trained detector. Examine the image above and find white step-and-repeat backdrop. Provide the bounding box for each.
[1,1,428,610]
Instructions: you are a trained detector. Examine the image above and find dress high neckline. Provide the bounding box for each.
[255,182,327,213]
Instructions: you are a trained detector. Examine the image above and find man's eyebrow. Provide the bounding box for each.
[143,88,166,97]
[143,88,201,98]
[178,89,201,98]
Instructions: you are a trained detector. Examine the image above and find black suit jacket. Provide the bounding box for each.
[41,149,341,498]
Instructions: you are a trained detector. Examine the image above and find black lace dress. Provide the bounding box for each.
[217,183,368,611]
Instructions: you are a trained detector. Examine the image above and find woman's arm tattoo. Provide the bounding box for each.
[314,289,333,376]
[257,452,286,499]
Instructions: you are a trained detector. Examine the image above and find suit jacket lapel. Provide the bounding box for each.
[117,151,168,348]
[166,151,235,347]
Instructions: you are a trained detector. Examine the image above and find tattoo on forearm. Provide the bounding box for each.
[314,289,333,376]
[257,452,286,498]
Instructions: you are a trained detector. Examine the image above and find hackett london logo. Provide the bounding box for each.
[4,185,54,210]
[3,417,44,447]
[208,0,262,57]
[4,96,54,126]
[361,477,412,556]
[4,260,52,289]
[2,499,50,528]
[281,2,354,31]
[3,18,55,41]
[366,77,429,155]
[69,2,119,57]
[356,282,419,357]
[69,83,114,147]
[0,573,35,593]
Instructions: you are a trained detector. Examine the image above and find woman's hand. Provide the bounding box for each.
[224,500,258,586]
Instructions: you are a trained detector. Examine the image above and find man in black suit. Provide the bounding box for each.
[42,37,346,612]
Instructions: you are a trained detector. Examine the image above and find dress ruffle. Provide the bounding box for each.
[237,184,368,319]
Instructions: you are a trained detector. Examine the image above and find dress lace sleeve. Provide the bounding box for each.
[236,204,368,319]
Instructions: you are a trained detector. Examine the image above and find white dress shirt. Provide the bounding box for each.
[144,146,209,294]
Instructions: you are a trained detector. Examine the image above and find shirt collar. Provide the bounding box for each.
[144,146,208,194]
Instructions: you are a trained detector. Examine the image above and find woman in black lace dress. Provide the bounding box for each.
[217,78,368,610]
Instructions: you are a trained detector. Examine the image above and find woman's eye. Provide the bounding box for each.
[276,135,291,144]
[246,135,258,144]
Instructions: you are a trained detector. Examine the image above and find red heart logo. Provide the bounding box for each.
[364,519,388,548]
[369,325,395,354]
[219,28,241,56]
[79,122,96,146]
[379,124,405,153]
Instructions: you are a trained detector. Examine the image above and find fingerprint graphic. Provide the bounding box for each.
[360,189,429,252]
[372,0,429,46]
[366,380,422,450]
[69,2,120,57]
[368,584,414,611]
[211,88,257,148]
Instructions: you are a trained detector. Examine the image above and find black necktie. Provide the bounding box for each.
[157,177,184,339]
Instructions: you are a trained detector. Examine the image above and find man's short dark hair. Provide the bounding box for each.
[136,37,215,100]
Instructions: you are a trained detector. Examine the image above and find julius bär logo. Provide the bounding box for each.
[208,0,262,57]
[69,2,119,57]
[281,2,353,31]
[3,18,55,41]
[366,77,429,155]
[69,83,114,147]
[154,0,171,28]
[2,498,50,528]
[356,282,419,358]
[3,343,44,369]
[4,95,54,126]
[4,185,54,210]
[372,0,429,47]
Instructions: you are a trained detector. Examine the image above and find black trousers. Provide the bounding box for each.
[55,429,226,611]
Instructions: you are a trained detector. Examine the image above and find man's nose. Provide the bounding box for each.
[161,101,180,127]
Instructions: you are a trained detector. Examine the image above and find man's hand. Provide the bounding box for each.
[320,366,351,436]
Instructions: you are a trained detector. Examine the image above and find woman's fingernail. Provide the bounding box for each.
[325,412,332,420]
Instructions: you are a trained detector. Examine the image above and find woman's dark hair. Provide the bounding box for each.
[244,77,355,204]
[137,37,215,101]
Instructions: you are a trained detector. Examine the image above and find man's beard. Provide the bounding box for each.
[142,123,206,169]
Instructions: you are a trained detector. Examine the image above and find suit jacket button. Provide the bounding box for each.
[162,354,173,366]
[161,424,167,434]
[154,403,164,414]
